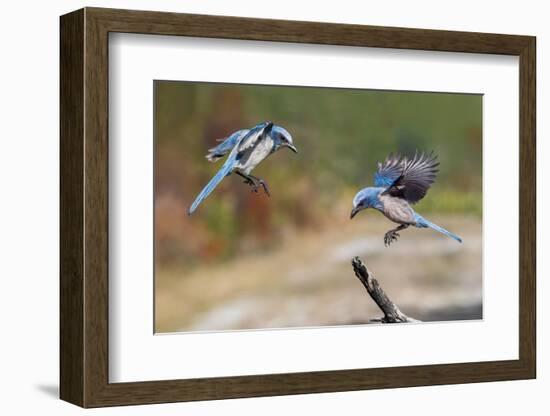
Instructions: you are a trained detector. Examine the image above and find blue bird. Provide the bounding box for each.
[188,121,297,215]
[350,151,462,246]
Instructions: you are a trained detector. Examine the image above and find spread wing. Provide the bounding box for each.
[375,151,439,204]
[374,152,404,187]
[206,129,249,162]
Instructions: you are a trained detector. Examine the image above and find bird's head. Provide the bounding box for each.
[350,187,382,219]
[271,125,297,153]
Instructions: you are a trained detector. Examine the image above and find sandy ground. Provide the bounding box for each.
[155,215,482,333]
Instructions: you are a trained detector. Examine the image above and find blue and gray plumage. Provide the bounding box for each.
[188,121,297,215]
[350,151,462,246]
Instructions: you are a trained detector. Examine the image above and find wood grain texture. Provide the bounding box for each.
[83,9,110,406]
[518,38,536,377]
[59,7,537,408]
[59,8,84,406]
[351,257,419,323]
[89,7,532,54]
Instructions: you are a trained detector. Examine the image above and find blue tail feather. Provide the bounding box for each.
[414,214,462,243]
[188,160,234,215]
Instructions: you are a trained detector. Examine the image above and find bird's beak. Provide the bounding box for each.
[350,207,359,219]
[287,144,298,153]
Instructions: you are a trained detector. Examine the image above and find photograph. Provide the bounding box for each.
[154,80,483,333]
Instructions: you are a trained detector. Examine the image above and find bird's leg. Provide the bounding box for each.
[235,171,257,189]
[384,224,409,247]
[235,172,270,196]
[247,174,270,196]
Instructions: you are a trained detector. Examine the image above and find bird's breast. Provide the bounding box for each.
[238,137,274,174]
[378,195,415,224]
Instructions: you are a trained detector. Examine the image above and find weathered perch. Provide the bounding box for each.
[351,256,420,323]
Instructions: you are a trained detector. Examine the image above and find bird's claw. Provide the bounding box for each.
[259,180,270,197]
[243,177,270,196]
[384,231,400,247]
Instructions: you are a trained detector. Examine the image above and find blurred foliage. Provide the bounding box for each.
[155,81,482,268]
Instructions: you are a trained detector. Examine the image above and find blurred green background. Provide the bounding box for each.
[155,81,482,333]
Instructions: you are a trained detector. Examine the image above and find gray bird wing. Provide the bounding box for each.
[206,129,249,162]
[235,121,273,161]
[375,151,439,204]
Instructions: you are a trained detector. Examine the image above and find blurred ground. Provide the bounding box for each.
[155,214,482,333]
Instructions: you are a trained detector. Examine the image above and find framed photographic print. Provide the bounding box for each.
[60,7,536,408]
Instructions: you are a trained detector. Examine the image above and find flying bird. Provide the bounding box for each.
[188,121,297,215]
[350,151,462,246]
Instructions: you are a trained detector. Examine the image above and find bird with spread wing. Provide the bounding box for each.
[188,121,297,215]
[350,151,462,246]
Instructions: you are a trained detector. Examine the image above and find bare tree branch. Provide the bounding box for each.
[352,256,420,323]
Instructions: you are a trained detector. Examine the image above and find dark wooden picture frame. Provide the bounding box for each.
[60,7,536,408]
